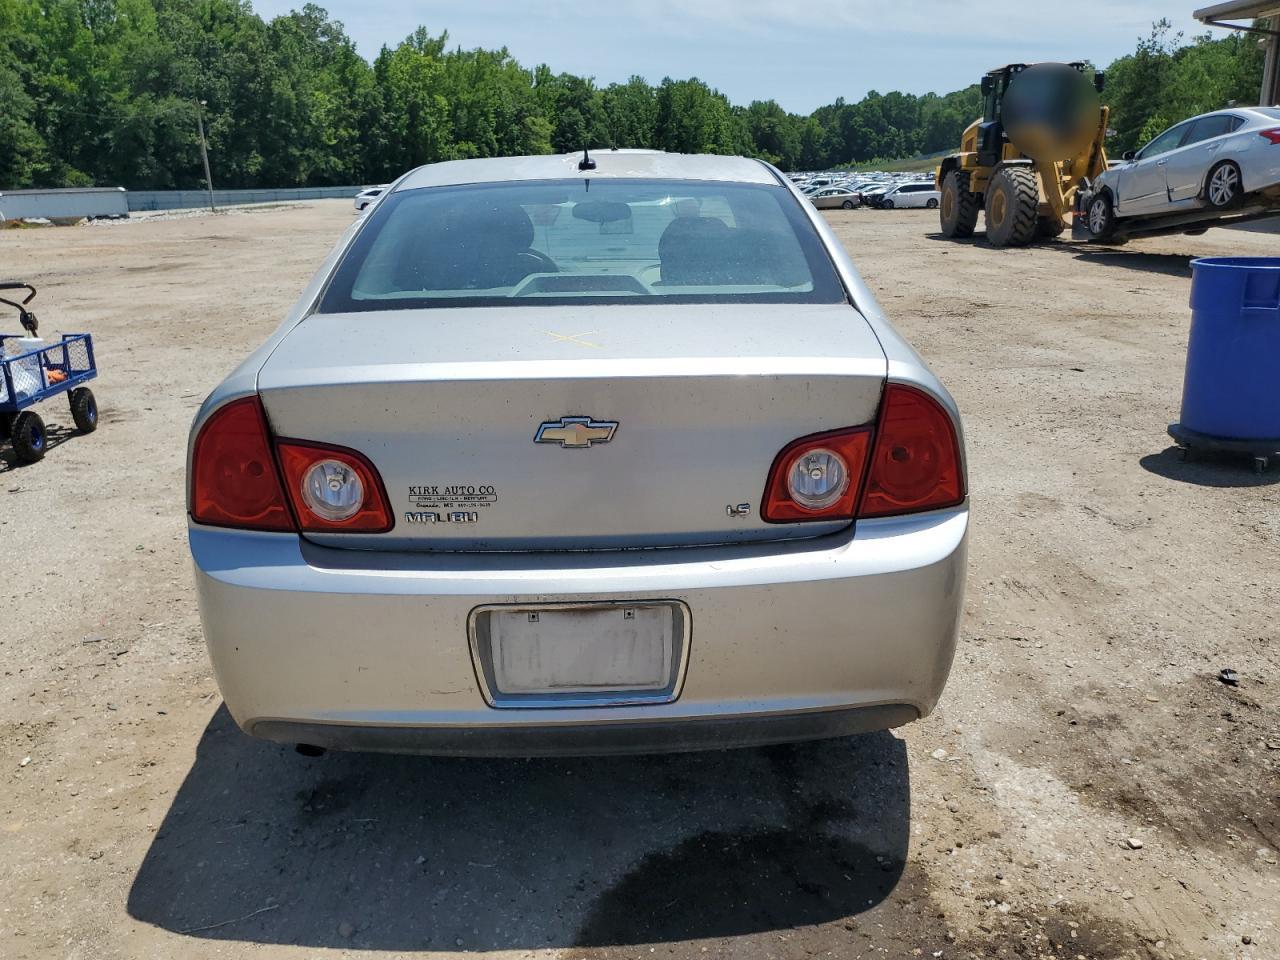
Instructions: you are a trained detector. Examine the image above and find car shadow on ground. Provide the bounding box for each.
[1069,249,1194,278]
[923,231,980,246]
[1140,445,1280,487]
[923,230,1065,250]
[923,233,1201,276]
[128,706,911,952]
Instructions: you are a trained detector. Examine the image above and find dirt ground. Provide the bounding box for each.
[1,201,1277,960]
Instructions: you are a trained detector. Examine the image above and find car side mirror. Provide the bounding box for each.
[1122,150,1136,162]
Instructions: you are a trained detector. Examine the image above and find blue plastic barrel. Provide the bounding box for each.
[1179,257,1280,441]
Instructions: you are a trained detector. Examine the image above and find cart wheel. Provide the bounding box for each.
[12,411,46,463]
[69,387,98,433]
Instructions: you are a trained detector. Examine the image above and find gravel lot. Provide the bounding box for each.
[1,201,1277,960]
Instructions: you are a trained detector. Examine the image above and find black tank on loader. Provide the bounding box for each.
[936,62,1110,248]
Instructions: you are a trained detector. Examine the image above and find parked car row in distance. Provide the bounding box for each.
[792,171,941,211]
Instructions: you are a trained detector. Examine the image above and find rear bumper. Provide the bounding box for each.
[255,705,920,757]
[190,509,967,756]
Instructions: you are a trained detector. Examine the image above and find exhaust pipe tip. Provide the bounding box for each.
[295,743,326,757]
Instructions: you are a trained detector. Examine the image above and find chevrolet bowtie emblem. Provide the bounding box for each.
[534,416,618,448]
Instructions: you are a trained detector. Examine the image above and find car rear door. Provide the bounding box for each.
[907,185,934,208]
[1116,121,1192,215]
[1165,115,1243,204]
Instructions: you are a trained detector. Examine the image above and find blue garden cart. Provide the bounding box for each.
[0,281,99,464]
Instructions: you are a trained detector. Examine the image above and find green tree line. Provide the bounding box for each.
[1102,19,1267,154]
[0,2,1266,191]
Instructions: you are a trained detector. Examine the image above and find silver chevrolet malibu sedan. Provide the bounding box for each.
[187,150,969,757]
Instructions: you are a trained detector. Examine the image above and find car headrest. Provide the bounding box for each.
[658,217,732,284]
[441,202,535,251]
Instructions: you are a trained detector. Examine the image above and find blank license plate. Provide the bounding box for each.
[489,606,674,695]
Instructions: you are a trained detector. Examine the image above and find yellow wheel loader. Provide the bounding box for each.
[936,62,1110,247]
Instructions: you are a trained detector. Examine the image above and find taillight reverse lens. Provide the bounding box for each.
[762,428,873,522]
[858,383,965,518]
[190,397,294,531]
[301,459,365,521]
[787,448,850,510]
[276,440,393,532]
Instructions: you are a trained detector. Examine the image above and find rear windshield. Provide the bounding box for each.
[1257,107,1280,120]
[318,179,846,311]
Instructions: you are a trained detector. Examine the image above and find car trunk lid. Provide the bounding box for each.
[257,304,886,550]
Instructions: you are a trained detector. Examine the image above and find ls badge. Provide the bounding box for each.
[534,416,618,449]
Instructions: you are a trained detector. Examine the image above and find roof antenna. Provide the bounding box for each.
[578,146,596,171]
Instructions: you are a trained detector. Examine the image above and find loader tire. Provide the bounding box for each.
[939,170,979,239]
[1036,216,1065,240]
[985,166,1039,247]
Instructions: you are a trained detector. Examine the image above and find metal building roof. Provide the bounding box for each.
[1194,1,1280,21]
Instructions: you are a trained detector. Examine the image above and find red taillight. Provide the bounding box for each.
[858,383,965,518]
[276,440,393,533]
[190,397,393,534]
[1259,128,1280,145]
[190,397,294,531]
[761,427,873,522]
[760,384,965,524]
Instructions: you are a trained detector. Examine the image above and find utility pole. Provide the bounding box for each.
[195,99,215,212]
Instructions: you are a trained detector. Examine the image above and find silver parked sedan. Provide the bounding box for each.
[1085,106,1280,238]
[809,187,861,209]
[188,151,969,757]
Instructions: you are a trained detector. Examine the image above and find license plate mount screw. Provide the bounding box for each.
[527,612,540,623]
[623,609,635,620]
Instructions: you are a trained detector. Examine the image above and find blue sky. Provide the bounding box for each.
[254,1,1216,113]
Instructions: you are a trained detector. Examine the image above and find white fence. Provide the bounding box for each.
[0,185,364,219]
[126,185,363,211]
